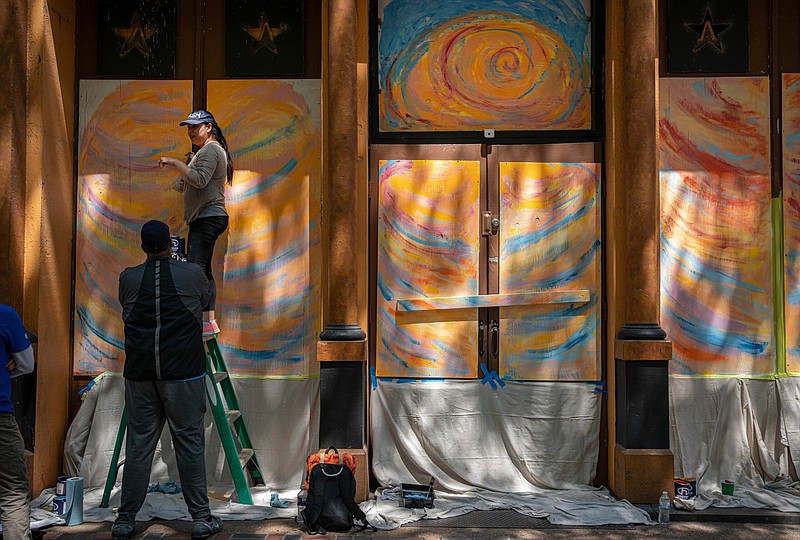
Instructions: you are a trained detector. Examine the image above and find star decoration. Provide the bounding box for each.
[686,8,731,53]
[112,14,157,58]
[242,13,289,56]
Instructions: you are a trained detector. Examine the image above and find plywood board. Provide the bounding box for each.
[659,77,773,377]
[376,0,592,132]
[376,160,481,378]
[498,162,601,380]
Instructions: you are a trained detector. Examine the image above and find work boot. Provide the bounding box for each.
[191,515,223,538]
[111,518,135,539]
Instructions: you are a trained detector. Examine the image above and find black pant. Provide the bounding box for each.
[118,378,209,523]
[187,215,228,311]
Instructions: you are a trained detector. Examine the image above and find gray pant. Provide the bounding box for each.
[118,378,209,524]
[0,414,31,540]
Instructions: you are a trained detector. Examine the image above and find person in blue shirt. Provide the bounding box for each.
[0,303,34,540]
[112,220,222,540]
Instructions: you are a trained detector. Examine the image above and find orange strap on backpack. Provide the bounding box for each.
[304,446,357,490]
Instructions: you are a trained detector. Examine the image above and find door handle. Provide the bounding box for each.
[490,320,499,358]
[478,321,485,357]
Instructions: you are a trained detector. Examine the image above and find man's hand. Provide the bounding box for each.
[6,358,16,372]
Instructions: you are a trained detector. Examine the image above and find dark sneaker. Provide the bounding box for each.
[111,519,135,540]
[191,515,223,538]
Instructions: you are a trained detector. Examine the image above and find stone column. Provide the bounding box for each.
[317,0,367,473]
[612,0,674,502]
[321,0,366,342]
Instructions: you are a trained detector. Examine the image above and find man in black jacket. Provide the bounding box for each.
[112,220,222,540]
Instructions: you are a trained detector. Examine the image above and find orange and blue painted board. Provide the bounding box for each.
[498,163,601,381]
[783,74,800,376]
[659,77,774,377]
[74,79,321,377]
[376,160,481,378]
[75,80,192,374]
[208,80,321,377]
[377,0,592,132]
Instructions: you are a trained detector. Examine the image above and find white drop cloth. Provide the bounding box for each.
[64,372,319,491]
[362,487,651,528]
[670,377,800,512]
[59,373,652,527]
[371,379,602,492]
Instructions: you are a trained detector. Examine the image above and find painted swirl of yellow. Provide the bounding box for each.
[382,13,590,131]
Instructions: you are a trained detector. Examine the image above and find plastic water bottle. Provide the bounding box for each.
[296,486,307,524]
[658,491,670,524]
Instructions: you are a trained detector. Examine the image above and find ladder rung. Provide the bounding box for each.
[238,448,254,468]
[213,371,228,383]
[226,409,241,423]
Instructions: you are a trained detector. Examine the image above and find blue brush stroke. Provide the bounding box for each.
[379,0,590,83]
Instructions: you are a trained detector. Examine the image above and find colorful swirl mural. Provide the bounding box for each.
[376,160,481,378]
[498,162,600,380]
[74,80,321,377]
[783,74,800,375]
[75,80,192,374]
[659,77,774,377]
[377,0,591,132]
[208,80,321,376]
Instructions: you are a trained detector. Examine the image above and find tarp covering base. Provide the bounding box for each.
[60,374,654,527]
[64,373,319,491]
[371,379,602,492]
[670,377,800,512]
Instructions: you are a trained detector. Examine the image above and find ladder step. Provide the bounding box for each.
[201,336,261,505]
[238,448,254,468]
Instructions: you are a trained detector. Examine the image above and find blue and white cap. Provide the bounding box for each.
[179,110,216,126]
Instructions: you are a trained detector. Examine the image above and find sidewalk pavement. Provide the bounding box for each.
[37,508,800,539]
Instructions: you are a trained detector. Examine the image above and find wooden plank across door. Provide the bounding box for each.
[397,291,590,311]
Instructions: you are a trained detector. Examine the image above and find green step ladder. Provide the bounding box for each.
[100,335,265,507]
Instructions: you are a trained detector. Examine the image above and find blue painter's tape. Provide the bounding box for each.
[78,379,96,397]
[588,380,608,398]
[370,366,377,390]
[480,364,506,390]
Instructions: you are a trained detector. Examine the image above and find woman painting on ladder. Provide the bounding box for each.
[159,109,234,338]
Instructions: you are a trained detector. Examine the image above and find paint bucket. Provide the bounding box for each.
[55,475,69,496]
[721,479,735,496]
[53,495,67,515]
[674,476,697,499]
[64,476,84,526]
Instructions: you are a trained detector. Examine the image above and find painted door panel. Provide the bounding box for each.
[498,162,601,380]
[372,145,601,381]
[376,159,482,378]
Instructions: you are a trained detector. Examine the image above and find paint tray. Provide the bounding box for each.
[400,479,435,509]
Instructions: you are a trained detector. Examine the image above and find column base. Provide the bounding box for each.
[320,323,366,341]
[613,444,674,503]
[617,323,666,340]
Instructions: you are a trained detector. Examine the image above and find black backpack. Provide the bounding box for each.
[302,447,374,534]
